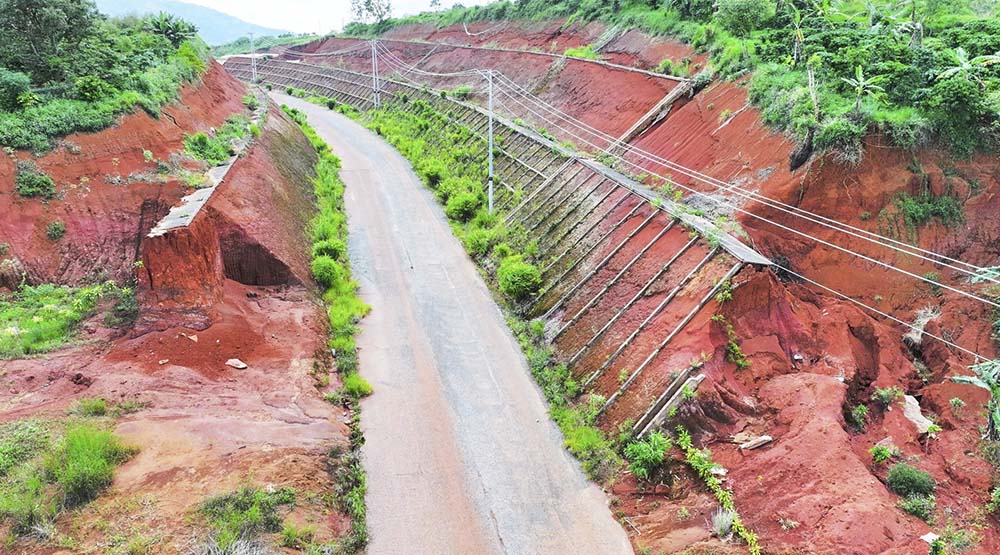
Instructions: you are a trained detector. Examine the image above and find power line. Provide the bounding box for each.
[367,44,998,303]
[491,72,996,283]
[376,45,996,284]
[271,52,995,361]
[489,83,1000,310]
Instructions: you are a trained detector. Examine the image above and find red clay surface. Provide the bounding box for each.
[0,64,352,552]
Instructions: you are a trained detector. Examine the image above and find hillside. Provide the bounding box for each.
[95,0,291,44]
[239,1,1000,552]
[0,2,365,553]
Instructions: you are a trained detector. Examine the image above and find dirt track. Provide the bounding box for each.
[273,93,632,555]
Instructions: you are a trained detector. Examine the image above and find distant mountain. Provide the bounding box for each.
[95,0,291,45]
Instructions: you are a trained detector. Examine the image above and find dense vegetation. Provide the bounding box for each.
[345,0,1000,162]
[212,33,322,57]
[0,0,207,151]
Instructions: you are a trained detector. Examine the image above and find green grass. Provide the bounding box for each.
[0,421,49,478]
[44,425,137,506]
[183,114,252,166]
[74,398,108,417]
[200,486,295,549]
[0,281,133,358]
[0,421,135,536]
[564,44,599,59]
[342,373,373,399]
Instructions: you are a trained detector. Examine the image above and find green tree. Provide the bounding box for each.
[0,0,101,83]
[351,0,393,23]
[716,0,776,38]
[0,68,30,111]
[952,359,1000,441]
[842,65,886,114]
[143,12,197,48]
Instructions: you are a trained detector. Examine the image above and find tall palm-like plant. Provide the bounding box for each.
[144,12,197,48]
[788,4,810,66]
[952,359,1000,441]
[841,65,886,113]
[937,47,1000,86]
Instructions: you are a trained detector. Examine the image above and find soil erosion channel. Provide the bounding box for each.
[274,94,632,555]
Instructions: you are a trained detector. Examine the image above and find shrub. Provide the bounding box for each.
[75,398,108,417]
[416,158,448,187]
[870,444,895,464]
[850,404,869,430]
[342,373,373,399]
[899,494,935,522]
[74,76,114,101]
[241,93,260,110]
[15,161,56,199]
[280,523,315,548]
[464,227,497,256]
[710,507,736,538]
[312,238,347,261]
[872,386,905,409]
[887,463,935,497]
[624,432,672,481]
[44,424,136,507]
[311,255,345,288]
[0,68,30,111]
[436,176,477,202]
[183,131,231,165]
[445,191,481,222]
[497,255,542,301]
[987,486,1000,513]
[45,220,66,241]
[449,85,473,99]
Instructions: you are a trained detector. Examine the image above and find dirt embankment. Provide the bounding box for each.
[288,20,1000,554]
[1,62,351,553]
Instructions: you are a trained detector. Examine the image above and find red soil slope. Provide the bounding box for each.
[0,64,246,289]
[286,20,1000,554]
[0,63,352,552]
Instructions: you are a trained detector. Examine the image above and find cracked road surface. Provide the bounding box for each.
[275,94,633,555]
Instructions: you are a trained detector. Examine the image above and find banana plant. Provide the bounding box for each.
[841,65,886,114]
[952,359,1000,441]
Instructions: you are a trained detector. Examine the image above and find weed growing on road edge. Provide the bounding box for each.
[285,105,370,553]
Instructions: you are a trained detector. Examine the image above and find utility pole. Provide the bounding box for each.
[370,40,381,108]
[249,32,257,83]
[487,69,494,213]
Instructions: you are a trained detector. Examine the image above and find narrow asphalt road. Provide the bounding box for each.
[274,94,633,555]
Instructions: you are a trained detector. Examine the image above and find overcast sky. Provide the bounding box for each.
[183,0,491,34]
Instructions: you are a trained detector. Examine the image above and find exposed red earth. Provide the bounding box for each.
[275,19,1000,554]
[1,62,352,552]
